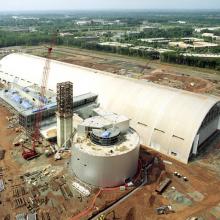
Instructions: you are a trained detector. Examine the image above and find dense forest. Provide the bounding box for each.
[0,31,52,47]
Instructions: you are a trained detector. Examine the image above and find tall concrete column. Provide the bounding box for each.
[64,116,73,148]
[57,114,65,148]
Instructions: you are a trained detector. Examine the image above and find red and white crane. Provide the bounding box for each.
[22,30,59,160]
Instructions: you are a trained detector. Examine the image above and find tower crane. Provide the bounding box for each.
[22,30,59,160]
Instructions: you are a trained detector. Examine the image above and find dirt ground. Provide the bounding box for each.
[0,105,94,220]
[111,139,220,220]
[144,71,214,93]
[1,46,220,219]
[1,103,220,220]
[0,104,162,220]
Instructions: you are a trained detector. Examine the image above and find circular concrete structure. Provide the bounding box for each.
[71,128,140,187]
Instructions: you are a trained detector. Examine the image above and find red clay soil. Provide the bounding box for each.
[0,106,23,219]
[60,58,121,73]
[144,72,214,93]
[112,146,220,220]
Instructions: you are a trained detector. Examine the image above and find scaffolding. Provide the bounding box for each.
[56,81,73,117]
[56,82,73,148]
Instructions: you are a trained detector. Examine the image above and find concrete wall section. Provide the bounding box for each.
[57,115,64,147]
[71,144,140,187]
[198,117,219,145]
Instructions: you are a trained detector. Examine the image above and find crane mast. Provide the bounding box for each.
[22,30,58,160]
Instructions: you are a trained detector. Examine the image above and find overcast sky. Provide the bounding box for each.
[0,0,220,11]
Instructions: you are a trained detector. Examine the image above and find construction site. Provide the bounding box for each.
[0,42,220,220]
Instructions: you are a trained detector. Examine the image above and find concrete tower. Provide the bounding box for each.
[56,81,73,148]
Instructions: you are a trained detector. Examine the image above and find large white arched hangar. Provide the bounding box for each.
[0,53,220,164]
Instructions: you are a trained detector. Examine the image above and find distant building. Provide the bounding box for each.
[74,36,99,41]
[140,26,157,32]
[202,33,215,38]
[181,37,204,43]
[76,20,92,26]
[99,42,133,48]
[29,27,37,32]
[60,32,74,37]
[169,41,218,49]
[182,53,220,58]
[140,38,170,43]
[91,19,105,25]
[177,20,186,24]
[202,33,220,41]
[195,26,220,33]
[193,41,218,48]
[169,41,193,49]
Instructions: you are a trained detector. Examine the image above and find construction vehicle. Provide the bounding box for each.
[22,30,58,160]
[155,178,171,194]
[156,205,174,215]
[97,211,120,220]
[22,145,40,160]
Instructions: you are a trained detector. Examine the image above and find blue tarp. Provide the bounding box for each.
[101,131,111,138]
[21,100,32,110]
[11,94,21,103]
[32,107,47,113]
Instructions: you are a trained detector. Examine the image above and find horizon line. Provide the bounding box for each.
[0,8,220,13]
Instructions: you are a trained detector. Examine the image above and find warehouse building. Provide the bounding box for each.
[0,53,220,164]
[0,78,98,129]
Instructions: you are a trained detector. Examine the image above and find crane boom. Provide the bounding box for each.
[33,30,58,143]
[22,30,58,160]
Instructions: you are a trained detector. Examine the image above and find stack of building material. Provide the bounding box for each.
[15,213,26,220]
[155,178,171,194]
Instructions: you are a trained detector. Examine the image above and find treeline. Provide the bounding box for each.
[201,29,220,36]
[94,45,160,59]
[0,30,159,59]
[124,27,193,41]
[62,38,159,59]
[160,52,220,70]
[192,46,220,54]
[0,31,53,47]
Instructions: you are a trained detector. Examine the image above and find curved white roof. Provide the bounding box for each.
[0,53,219,163]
